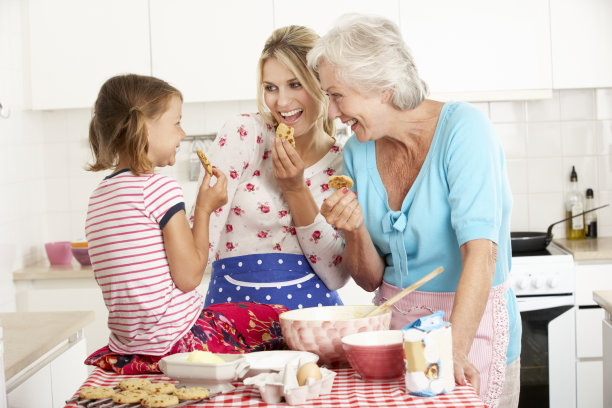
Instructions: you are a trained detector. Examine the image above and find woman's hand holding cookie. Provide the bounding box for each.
[321,186,363,232]
[271,137,306,193]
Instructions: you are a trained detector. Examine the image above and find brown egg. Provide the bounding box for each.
[296,362,322,386]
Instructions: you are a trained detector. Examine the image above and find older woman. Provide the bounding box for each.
[308,14,520,408]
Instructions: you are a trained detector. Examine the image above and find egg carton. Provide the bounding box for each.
[250,368,336,405]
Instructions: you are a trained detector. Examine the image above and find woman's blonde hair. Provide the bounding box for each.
[256,25,335,137]
[87,74,182,175]
[307,13,429,110]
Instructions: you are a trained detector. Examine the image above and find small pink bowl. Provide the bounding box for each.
[71,247,91,266]
[45,241,73,265]
[341,330,405,381]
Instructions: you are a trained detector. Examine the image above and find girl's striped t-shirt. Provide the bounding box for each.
[85,169,203,355]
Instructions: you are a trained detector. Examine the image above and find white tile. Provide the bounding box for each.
[182,102,209,136]
[495,123,527,158]
[44,142,71,178]
[559,89,595,121]
[45,177,71,213]
[46,212,73,242]
[202,101,244,134]
[506,159,528,195]
[239,99,258,114]
[510,193,529,231]
[526,92,560,122]
[593,190,612,235]
[526,122,562,158]
[526,158,563,194]
[561,121,598,156]
[596,88,612,120]
[527,192,565,232]
[597,120,612,154]
[597,155,612,190]
[490,101,525,123]
[469,102,489,118]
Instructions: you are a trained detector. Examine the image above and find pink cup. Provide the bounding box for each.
[45,241,73,265]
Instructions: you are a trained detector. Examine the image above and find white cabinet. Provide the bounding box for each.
[550,0,612,89]
[25,0,151,110]
[273,0,400,35]
[603,317,612,408]
[149,0,273,103]
[576,360,603,408]
[8,336,87,408]
[399,0,552,101]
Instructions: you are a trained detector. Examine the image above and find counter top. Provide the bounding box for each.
[0,311,94,381]
[554,237,612,261]
[594,290,612,314]
[13,261,93,281]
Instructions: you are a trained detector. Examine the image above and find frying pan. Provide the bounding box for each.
[511,203,609,253]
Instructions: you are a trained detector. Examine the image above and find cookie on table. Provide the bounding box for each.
[328,175,354,190]
[112,389,149,404]
[174,386,210,400]
[117,378,151,391]
[144,382,176,394]
[140,393,180,407]
[196,149,213,176]
[276,123,296,147]
[78,386,115,400]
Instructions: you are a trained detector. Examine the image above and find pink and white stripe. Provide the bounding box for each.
[375,280,510,408]
[85,172,203,356]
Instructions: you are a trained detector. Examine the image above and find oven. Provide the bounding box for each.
[510,242,576,408]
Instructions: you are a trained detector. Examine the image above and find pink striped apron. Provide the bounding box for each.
[374,280,510,408]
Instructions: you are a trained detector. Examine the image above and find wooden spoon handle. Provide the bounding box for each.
[364,266,444,318]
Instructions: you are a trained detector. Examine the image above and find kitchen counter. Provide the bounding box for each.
[13,261,93,281]
[1,311,93,385]
[554,237,612,261]
[594,290,612,314]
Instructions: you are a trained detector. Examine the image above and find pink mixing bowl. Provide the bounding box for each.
[71,247,91,266]
[44,241,72,265]
[279,305,392,366]
[341,330,405,381]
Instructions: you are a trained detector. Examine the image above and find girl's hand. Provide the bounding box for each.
[272,138,306,193]
[320,187,363,232]
[195,168,228,216]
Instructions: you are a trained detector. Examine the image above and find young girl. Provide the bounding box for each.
[85,74,288,374]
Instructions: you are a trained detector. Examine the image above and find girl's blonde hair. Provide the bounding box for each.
[256,25,335,138]
[87,74,182,175]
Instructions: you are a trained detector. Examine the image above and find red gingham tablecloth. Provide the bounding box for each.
[65,366,485,408]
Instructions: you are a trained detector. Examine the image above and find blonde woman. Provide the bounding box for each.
[194,26,350,309]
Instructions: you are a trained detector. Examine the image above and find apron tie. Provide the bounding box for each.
[382,210,408,287]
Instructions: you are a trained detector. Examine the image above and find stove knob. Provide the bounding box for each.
[533,277,545,289]
[547,276,559,288]
[517,278,530,290]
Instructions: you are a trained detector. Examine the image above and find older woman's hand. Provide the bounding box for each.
[453,351,481,395]
[271,138,306,192]
[320,187,364,232]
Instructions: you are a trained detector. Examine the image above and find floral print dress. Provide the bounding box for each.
[198,113,346,308]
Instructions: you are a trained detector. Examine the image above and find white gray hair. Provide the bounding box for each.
[307,13,429,110]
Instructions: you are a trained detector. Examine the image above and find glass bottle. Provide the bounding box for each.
[584,188,597,238]
[566,166,585,239]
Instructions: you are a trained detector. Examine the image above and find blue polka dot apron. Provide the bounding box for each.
[205,253,343,310]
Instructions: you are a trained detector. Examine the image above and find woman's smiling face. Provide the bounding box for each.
[318,61,388,143]
[262,57,319,140]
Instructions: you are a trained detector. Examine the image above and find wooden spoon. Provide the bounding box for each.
[364,266,444,318]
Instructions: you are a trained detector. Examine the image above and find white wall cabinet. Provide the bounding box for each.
[273,0,400,35]
[550,0,612,89]
[399,0,552,101]
[25,0,151,110]
[149,0,273,103]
